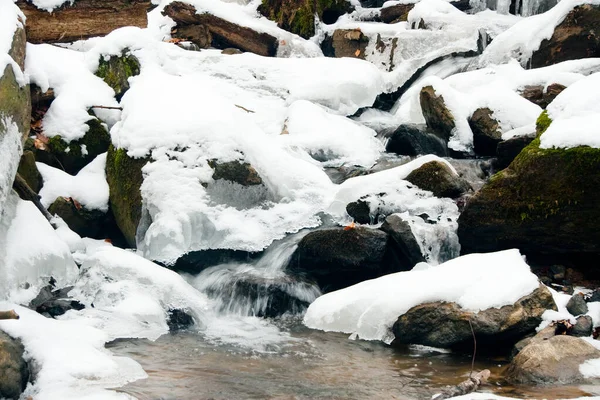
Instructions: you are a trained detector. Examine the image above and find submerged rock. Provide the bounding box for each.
[95,52,141,101]
[469,107,502,156]
[405,161,471,199]
[287,227,406,292]
[507,334,600,384]
[383,124,448,157]
[531,4,600,68]
[392,285,556,351]
[105,144,149,247]
[0,331,29,400]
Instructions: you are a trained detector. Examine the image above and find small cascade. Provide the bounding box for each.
[190,231,321,318]
[470,0,557,16]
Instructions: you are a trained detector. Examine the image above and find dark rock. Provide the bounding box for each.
[346,200,372,224]
[170,249,259,274]
[29,285,85,318]
[381,214,425,267]
[566,293,588,316]
[383,124,448,157]
[520,83,567,109]
[258,0,353,39]
[469,107,502,156]
[419,85,454,142]
[321,29,368,59]
[495,133,535,170]
[166,2,280,56]
[95,52,141,101]
[405,161,471,198]
[0,330,29,400]
[358,0,386,7]
[571,315,593,337]
[550,264,566,282]
[105,144,149,247]
[17,150,43,193]
[507,334,600,384]
[167,309,195,331]
[588,288,600,303]
[392,285,557,351]
[531,5,600,68]
[380,3,414,23]
[208,159,262,186]
[457,116,600,266]
[287,227,407,292]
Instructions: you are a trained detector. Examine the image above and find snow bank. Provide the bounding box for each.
[0,0,25,81]
[38,153,109,211]
[0,304,145,400]
[0,192,78,302]
[541,72,600,149]
[477,0,600,67]
[304,249,539,343]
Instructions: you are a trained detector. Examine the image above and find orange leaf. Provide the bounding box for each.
[344,222,356,231]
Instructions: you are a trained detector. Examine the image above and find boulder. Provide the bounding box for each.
[321,29,368,59]
[26,117,111,175]
[380,4,414,23]
[346,199,372,224]
[383,124,448,157]
[28,285,85,318]
[105,144,149,247]
[258,0,352,39]
[405,161,471,198]
[392,285,557,351]
[0,331,29,400]
[171,249,259,274]
[571,315,594,337]
[458,113,600,266]
[506,334,600,384]
[566,293,588,316]
[495,133,536,170]
[419,85,454,142]
[287,227,406,292]
[381,214,425,267]
[208,159,262,186]
[468,107,502,156]
[520,83,566,109]
[531,5,600,68]
[17,150,43,193]
[165,2,279,56]
[95,52,141,101]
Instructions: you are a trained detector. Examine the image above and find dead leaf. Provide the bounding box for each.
[344,222,356,231]
[354,49,361,57]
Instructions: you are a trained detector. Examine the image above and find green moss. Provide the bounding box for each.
[96,52,141,100]
[106,144,149,247]
[290,3,316,39]
[535,110,553,136]
[17,150,43,193]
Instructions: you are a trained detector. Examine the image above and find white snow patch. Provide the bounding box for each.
[0,0,25,83]
[304,249,539,343]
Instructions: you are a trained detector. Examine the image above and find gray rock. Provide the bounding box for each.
[0,331,29,399]
[571,315,594,337]
[383,124,448,157]
[469,107,502,156]
[405,161,471,199]
[567,293,588,316]
[392,285,557,351]
[381,214,425,267]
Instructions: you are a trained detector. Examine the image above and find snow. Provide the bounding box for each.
[0,0,25,82]
[477,0,600,67]
[304,249,540,343]
[0,192,78,302]
[0,304,145,400]
[541,72,600,149]
[0,117,22,213]
[37,153,110,211]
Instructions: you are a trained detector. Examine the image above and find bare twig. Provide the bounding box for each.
[90,105,123,110]
[468,318,476,379]
[234,104,255,113]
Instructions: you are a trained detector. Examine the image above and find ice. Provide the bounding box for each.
[303,249,540,343]
[0,192,78,302]
[477,0,600,67]
[37,153,109,211]
[0,303,145,400]
[0,117,22,214]
[541,72,600,149]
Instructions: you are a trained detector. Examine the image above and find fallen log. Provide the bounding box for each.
[15,0,154,44]
[0,310,20,320]
[163,2,279,57]
[12,173,54,223]
[432,369,491,400]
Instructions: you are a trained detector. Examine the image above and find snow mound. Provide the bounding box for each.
[304,249,539,343]
[0,192,78,303]
[38,153,109,211]
[541,72,600,149]
[0,304,145,400]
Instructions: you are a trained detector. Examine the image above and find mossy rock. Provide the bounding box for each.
[95,52,141,101]
[40,117,111,174]
[258,0,353,39]
[208,159,262,186]
[469,107,502,156]
[419,85,454,142]
[17,151,43,193]
[105,144,150,247]
[458,114,600,267]
[48,196,120,242]
[405,161,471,198]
